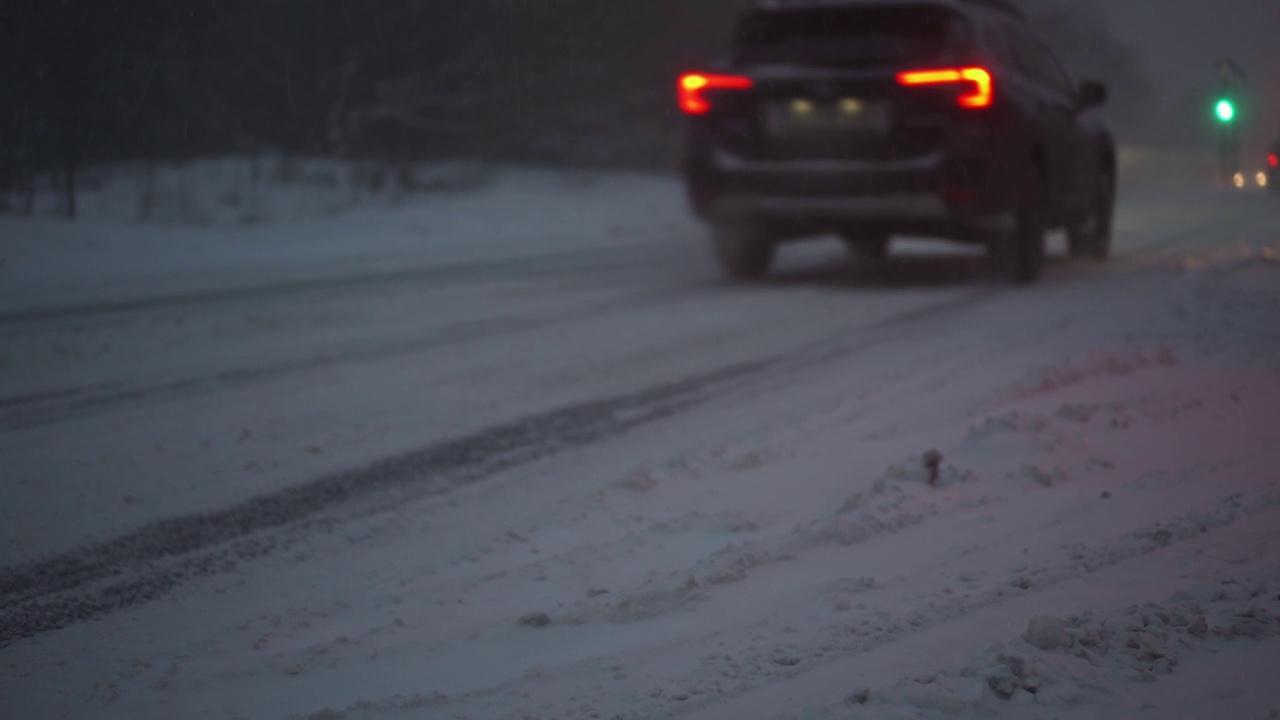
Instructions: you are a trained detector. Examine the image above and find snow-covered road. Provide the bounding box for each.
[1,168,1278,719]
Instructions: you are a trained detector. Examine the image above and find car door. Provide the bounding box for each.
[1004,25,1090,214]
[1032,36,1100,212]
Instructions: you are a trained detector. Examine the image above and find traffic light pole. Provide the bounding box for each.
[1217,107,1240,182]
[1213,58,1245,187]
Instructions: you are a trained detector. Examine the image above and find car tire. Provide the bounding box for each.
[841,233,891,262]
[713,222,776,281]
[990,170,1047,284]
[1067,168,1115,260]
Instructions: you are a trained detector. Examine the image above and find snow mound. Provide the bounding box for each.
[959,411,1061,460]
[25,157,496,226]
[599,581,707,624]
[1017,346,1179,398]
[863,573,1280,717]
[559,534,781,624]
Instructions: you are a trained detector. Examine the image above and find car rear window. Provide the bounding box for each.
[733,5,968,68]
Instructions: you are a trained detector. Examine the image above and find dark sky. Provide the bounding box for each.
[1099,0,1279,154]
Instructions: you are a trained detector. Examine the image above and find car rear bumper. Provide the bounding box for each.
[703,149,941,196]
[707,192,949,220]
[688,149,1011,237]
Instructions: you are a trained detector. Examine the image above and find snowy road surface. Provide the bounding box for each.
[1,168,1279,719]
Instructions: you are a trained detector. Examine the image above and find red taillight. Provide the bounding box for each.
[678,73,753,115]
[896,67,994,109]
[1269,153,1279,169]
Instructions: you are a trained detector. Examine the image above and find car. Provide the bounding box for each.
[1268,135,1279,194]
[678,0,1116,284]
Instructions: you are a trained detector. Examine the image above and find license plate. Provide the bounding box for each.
[765,98,890,136]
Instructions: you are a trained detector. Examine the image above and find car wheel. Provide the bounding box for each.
[990,170,1047,284]
[1067,169,1115,260]
[841,233,891,262]
[713,222,776,281]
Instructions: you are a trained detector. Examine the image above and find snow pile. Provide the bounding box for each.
[1015,345,1179,399]
[0,163,690,317]
[20,157,496,226]
[856,575,1280,718]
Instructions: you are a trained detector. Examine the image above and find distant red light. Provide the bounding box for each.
[1269,153,1279,169]
[678,73,753,115]
[897,67,994,109]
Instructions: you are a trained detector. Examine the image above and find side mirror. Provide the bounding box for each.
[1079,80,1108,109]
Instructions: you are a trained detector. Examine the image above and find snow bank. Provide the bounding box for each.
[860,575,1280,718]
[18,157,497,226]
[0,162,689,315]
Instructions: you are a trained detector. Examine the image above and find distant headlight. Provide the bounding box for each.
[1258,171,1269,188]
[791,99,815,115]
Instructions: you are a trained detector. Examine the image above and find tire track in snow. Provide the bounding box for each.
[2,198,1265,644]
[0,199,1254,432]
[0,243,713,430]
[0,280,725,432]
[0,286,1001,646]
[0,242,663,329]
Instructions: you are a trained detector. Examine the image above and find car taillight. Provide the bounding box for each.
[1269,153,1279,169]
[896,67,994,109]
[678,73,753,115]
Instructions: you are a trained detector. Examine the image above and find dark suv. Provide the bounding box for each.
[1268,134,1279,194]
[679,0,1116,283]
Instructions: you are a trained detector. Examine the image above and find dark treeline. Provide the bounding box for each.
[2,0,1150,215]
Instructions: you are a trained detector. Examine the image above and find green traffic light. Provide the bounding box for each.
[1216,99,1235,122]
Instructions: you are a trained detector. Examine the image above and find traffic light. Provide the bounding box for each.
[1215,99,1236,123]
